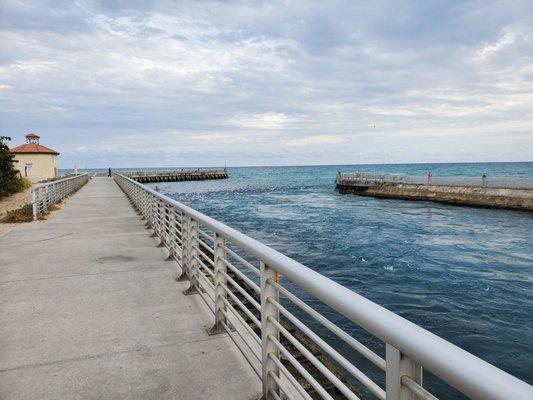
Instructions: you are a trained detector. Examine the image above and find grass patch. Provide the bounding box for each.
[17,177,32,191]
[1,203,33,223]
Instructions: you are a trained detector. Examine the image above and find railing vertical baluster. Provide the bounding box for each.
[150,194,156,229]
[183,216,199,295]
[32,189,38,221]
[161,203,169,246]
[141,191,148,222]
[157,199,163,238]
[152,198,159,236]
[176,213,189,281]
[167,208,176,257]
[209,233,227,334]
[386,343,422,400]
[261,261,280,399]
[156,200,163,237]
[165,204,171,246]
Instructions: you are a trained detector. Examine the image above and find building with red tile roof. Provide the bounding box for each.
[10,133,60,182]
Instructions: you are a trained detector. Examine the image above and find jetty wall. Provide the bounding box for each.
[126,170,228,183]
[336,182,533,211]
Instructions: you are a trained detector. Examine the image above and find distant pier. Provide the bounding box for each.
[124,169,228,183]
[335,172,533,211]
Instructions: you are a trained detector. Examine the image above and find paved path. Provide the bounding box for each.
[0,177,260,399]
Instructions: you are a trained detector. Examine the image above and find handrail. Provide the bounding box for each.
[32,173,90,219]
[113,172,533,400]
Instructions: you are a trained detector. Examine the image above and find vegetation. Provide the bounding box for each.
[1,204,33,223]
[0,136,31,198]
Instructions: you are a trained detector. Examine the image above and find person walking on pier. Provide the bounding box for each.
[108,167,112,177]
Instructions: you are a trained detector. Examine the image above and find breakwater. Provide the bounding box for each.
[124,169,228,183]
[335,173,533,211]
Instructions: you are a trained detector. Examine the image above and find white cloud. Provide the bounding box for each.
[226,113,298,129]
[283,135,349,146]
[476,28,518,59]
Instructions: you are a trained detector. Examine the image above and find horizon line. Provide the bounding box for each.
[62,160,533,170]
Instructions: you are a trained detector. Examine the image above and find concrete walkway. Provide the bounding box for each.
[0,177,260,400]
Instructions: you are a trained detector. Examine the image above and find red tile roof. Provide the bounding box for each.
[10,143,60,155]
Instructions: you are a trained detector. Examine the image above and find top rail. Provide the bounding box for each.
[336,172,533,190]
[113,172,533,400]
[32,173,90,219]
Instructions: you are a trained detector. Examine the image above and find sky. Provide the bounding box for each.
[0,0,532,168]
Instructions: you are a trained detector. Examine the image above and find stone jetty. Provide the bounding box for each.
[335,173,533,211]
[125,169,229,183]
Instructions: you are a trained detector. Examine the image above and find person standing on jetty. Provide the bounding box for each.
[108,167,112,177]
[427,171,432,184]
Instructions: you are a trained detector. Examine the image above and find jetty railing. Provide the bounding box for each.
[336,173,533,190]
[32,173,89,220]
[113,172,532,400]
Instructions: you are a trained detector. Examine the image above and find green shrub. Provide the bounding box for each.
[1,204,34,223]
[0,136,24,198]
[10,177,31,193]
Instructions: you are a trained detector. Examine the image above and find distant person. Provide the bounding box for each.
[482,171,487,185]
[427,171,432,184]
[108,167,111,177]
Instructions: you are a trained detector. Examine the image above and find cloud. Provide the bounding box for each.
[282,135,349,147]
[0,0,532,167]
[226,112,298,129]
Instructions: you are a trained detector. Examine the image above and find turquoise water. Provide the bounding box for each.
[78,162,532,398]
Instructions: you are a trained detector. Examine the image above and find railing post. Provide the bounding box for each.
[386,343,422,400]
[141,191,149,222]
[45,185,50,212]
[149,194,156,229]
[183,216,199,295]
[32,189,37,220]
[209,233,227,335]
[151,198,160,237]
[176,212,188,281]
[164,204,171,246]
[260,261,280,399]
[156,202,167,245]
[165,208,177,260]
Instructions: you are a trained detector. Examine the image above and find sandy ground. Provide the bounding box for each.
[0,188,32,237]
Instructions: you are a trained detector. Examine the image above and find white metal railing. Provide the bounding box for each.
[113,172,533,400]
[32,173,90,219]
[336,172,533,190]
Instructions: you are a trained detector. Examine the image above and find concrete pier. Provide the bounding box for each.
[336,173,533,211]
[0,177,259,399]
[126,169,228,183]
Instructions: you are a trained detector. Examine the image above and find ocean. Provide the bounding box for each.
[75,162,533,398]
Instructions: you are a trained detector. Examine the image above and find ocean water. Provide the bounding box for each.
[128,163,533,398]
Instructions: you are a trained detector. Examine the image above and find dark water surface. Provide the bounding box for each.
[143,162,532,398]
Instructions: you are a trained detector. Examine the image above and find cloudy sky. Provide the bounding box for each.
[1,1,532,168]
